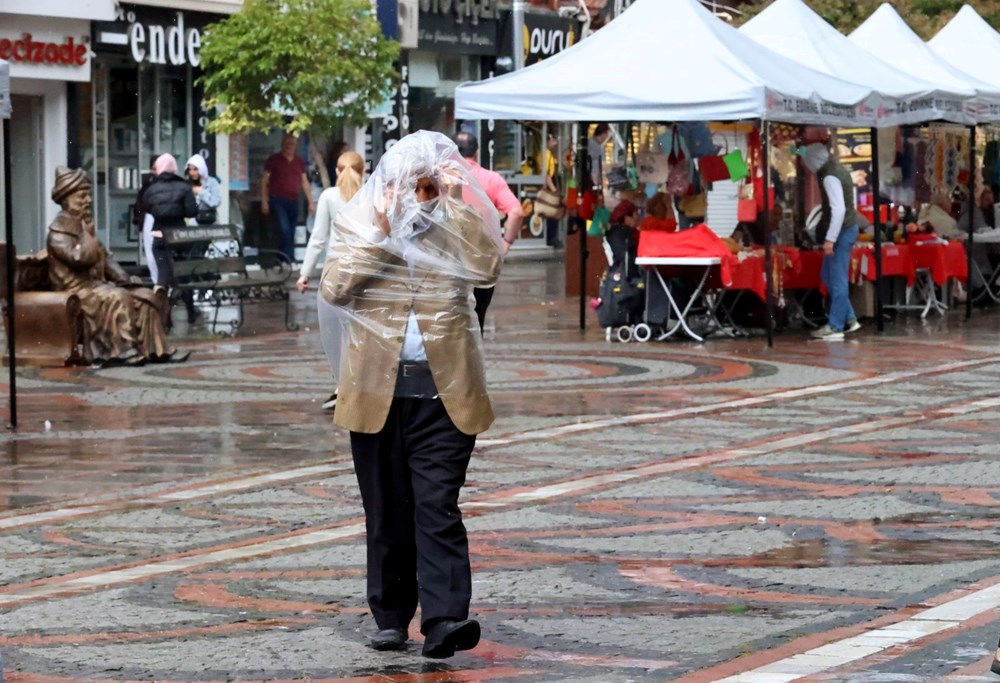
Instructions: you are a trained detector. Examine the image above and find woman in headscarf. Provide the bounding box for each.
[143,153,198,322]
[184,154,222,225]
[298,150,365,411]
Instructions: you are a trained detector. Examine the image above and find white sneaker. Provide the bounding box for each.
[845,320,861,334]
[811,324,844,341]
[321,393,337,411]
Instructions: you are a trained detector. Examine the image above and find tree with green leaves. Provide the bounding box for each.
[733,0,1000,38]
[198,0,400,135]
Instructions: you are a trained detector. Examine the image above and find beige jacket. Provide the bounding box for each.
[321,200,502,435]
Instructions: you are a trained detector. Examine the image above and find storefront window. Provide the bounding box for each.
[85,57,194,261]
[408,51,478,135]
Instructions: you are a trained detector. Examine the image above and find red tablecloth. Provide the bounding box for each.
[637,224,735,288]
[909,241,968,285]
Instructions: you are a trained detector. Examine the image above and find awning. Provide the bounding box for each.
[850,4,1000,123]
[928,4,1000,122]
[455,0,876,125]
[741,0,975,125]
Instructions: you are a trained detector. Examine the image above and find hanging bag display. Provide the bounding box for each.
[534,188,566,220]
[666,126,692,196]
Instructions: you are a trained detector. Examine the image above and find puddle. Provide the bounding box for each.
[711,537,1000,568]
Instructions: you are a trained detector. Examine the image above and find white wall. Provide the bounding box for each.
[10,77,67,235]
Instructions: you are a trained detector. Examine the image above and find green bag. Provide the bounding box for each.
[588,205,611,237]
[723,149,749,182]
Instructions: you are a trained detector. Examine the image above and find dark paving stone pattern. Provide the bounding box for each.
[3,260,1000,682]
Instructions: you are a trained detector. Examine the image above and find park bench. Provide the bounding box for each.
[0,242,85,366]
[162,224,298,336]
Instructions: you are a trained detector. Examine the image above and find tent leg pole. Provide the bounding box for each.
[578,122,589,331]
[762,120,774,349]
[871,127,884,332]
[3,117,15,430]
[968,124,976,321]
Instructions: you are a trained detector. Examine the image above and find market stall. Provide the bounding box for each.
[456,0,880,344]
[455,0,1000,344]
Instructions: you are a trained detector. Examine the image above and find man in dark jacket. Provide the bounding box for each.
[144,154,198,321]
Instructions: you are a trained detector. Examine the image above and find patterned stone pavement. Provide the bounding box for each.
[4,259,1000,682]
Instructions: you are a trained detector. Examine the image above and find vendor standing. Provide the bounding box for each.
[803,138,862,341]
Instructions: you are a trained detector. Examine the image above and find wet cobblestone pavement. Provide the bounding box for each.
[4,259,1000,682]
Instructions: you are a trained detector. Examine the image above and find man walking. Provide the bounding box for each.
[320,131,503,658]
[261,134,315,262]
[454,131,524,332]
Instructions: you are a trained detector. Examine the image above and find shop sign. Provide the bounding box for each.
[382,55,411,155]
[0,17,93,82]
[0,35,89,67]
[501,12,576,67]
[95,6,210,68]
[418,0,498,54]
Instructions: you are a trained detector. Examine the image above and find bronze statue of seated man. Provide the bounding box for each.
[45,167,188,366]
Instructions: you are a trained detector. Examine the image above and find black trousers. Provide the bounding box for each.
[350,396,476,633]
[473,286,494,334]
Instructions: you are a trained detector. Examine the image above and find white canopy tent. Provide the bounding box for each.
[455,0,875,125]
[850,4,1000,123]
[929,4,1000,105]
[740,0,975,125]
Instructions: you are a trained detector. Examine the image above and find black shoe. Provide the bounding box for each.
[990,647,1000,675]
[187,309,203,324]
[371,627,407,651]
[421,619,480,659]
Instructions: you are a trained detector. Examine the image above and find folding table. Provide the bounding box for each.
[635,256,723,343]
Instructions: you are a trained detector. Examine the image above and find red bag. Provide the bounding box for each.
[737,198,758,223]
[698,155,729,183]
[737,181,757,222]
[579,189,595,221]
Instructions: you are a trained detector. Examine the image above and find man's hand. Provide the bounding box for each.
[296,275,309,293]
[823,240,835,256]
[437,163,466,199]
[501,240,511,256]
[261,201,270,216]
[308,202,316,216]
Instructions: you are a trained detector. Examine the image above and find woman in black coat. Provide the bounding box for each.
[143,154,198,320]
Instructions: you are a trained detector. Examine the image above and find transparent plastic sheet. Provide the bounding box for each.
[318,131,503,425]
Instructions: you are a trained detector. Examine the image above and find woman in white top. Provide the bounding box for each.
[297,151,364,411]
[297,151,364,292]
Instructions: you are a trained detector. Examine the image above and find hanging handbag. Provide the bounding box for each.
[737,181,757,223]
[698,155,730,184]
[534,188,566,220]
[578,188,596,221]
[606,165,633,190]
[722,149,749,182]
[196,206,218,225]
[679,191,708,217]
[565,177,578,210]
[666,126,692,196]
[587,205,611,237]
[636,152,669,184]
[676,122,720,159]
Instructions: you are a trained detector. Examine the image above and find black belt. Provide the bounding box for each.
[395,361,437,397]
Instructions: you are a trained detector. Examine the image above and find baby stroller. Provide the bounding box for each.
[596,225,646,342]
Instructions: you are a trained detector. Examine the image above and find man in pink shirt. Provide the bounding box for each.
[455,132,524,333]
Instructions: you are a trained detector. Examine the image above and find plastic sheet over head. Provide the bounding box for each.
[318,130,503,411]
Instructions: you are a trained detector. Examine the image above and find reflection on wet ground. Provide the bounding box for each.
[3,259,1000,681]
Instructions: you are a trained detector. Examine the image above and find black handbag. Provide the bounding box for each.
[196,206,218,225]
